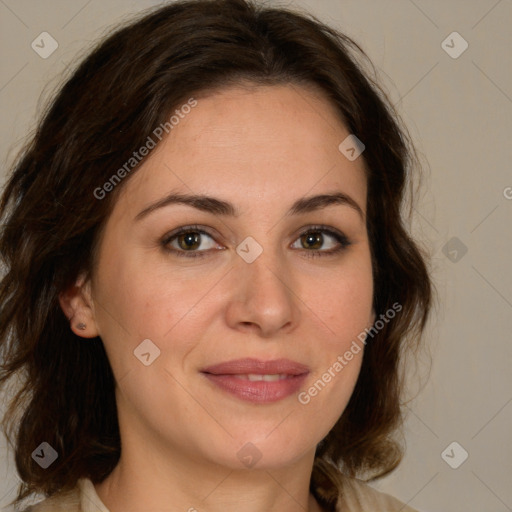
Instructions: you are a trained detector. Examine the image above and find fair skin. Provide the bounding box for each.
[60,83,375,512]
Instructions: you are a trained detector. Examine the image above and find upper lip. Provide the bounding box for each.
[201,358,309,376]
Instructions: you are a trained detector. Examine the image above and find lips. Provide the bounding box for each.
[202,358,309,376]
[201,358,309,404]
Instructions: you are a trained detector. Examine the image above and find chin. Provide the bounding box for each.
[205,432,318,472]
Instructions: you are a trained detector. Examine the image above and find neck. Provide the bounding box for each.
[95,440,325,512]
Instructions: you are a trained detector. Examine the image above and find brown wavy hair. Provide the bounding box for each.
[0,0,432,509]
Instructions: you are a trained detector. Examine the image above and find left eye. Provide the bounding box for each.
[291,229,347,252]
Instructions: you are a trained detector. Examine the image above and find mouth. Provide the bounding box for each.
[201,358,309,404]
[230,373,292,381]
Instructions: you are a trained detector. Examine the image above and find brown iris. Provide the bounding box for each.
[177,232,201,250]
[300,231,323,250]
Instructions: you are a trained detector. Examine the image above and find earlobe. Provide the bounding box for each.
[58,274,99,339]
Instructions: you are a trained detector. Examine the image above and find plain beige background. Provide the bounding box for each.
[1,1,511,511]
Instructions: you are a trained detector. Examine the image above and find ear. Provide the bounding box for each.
[59,273,100,339]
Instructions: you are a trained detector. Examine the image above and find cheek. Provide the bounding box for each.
[301,255,374,346]
[295,253,372,413]
[92,245,219,371]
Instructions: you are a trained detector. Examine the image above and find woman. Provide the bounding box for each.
[0,0,432,511]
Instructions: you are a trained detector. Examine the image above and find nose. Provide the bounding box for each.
[224,248,299,338]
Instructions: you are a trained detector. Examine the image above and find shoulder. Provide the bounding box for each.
[335,476,418,512]
[18,479,85,512]
[312,459,419,512]
[19,491,80,512]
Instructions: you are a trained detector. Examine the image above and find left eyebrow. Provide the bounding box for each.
[134,191,364,221]
[287,192,364,220]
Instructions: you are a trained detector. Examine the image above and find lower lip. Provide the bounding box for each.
[202,373,309,404]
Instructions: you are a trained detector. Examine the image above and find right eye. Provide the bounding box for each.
[161,225,224,258]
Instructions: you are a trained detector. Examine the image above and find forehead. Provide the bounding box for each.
[117,83,367,216]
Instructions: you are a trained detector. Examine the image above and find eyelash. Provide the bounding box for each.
[161,224,352,259]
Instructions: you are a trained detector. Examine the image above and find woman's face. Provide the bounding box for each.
[82,83,374,471]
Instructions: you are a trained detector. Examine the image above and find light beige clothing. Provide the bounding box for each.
[22,476,418,512]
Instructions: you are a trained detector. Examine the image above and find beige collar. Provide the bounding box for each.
[78,479,110,512]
